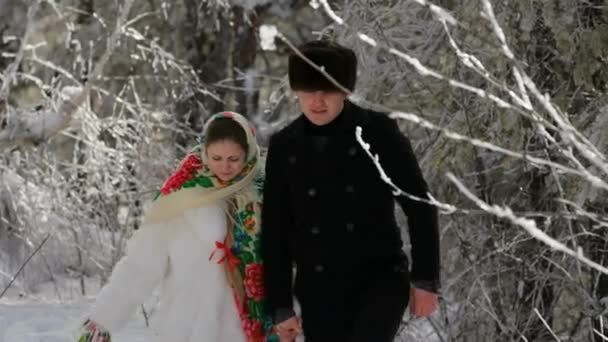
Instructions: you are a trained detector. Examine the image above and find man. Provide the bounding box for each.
[262,40,440,342]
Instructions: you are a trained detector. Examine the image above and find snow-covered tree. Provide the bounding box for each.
[1,0,607,341]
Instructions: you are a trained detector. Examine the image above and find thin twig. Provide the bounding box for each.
[533,308,561,341]
[0,234,51,299]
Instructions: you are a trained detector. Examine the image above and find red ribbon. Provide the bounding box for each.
[209,240,241,271]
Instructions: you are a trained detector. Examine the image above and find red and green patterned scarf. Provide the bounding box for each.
[153,112,277,342]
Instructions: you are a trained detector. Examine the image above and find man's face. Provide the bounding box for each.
[295,90,347,126]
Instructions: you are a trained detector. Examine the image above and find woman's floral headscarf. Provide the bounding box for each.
[147,111,277,342]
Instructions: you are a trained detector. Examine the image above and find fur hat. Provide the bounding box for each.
[288,40,357,92]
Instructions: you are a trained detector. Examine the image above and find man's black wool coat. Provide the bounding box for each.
[261,100,440,318]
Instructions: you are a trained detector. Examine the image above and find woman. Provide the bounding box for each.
[77,112,277,342]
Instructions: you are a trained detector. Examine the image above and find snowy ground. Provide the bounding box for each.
[0,277,154,342]
[0,278,438,342]
[0,301,152,342]
[0,301,437,342]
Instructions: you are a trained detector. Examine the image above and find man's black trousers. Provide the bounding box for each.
[295,261,410,342]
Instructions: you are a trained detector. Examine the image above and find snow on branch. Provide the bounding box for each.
[318,0,344,25]
[593,328,608,341]
[522,75,608,177]
[0,107,70,147]
[388,112,608,192]
[557,199,608,229]
[0,0,135,150]
[259,25,279,51]
[479,0,608,179]
[440,20,535,112]
[480,0,514,60]
[355,126,457,214]
[533,308,561,341]
[410,0,457,26]
[0,1,39,99]
[447,172,608,275]
[315,0,608,193]
[315,1,532,114]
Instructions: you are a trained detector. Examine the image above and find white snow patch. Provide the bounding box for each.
[259,25,279,51]
[0,302,152,342]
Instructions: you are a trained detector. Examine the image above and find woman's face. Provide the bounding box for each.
[205,140,247,182]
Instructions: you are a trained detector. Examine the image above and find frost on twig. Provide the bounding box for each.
[0,0,135,150]
[448,172,608,275]
[355,125,457,214]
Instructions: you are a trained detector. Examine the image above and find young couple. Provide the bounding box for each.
[77,40,440,342]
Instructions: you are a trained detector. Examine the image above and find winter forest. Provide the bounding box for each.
[0,0,607,341]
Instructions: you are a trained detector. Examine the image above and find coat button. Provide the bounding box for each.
[345,185,355,193]
[314,264,324,272]
[311,226,320,235]
[348,147,357,156]
[288,155,296,164]
[346,223,355,232]
[308,188,317,197]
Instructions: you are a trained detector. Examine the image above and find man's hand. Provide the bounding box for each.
[410,287,438,318]
[275,316,303,342]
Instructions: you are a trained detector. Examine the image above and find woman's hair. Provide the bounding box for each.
[205,117,248,153]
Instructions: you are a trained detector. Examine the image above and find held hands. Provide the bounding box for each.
[410,287,438,318]
[275,316,303,342]
[77,319,112,342]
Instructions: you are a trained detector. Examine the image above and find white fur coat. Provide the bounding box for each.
[87,204,246,342]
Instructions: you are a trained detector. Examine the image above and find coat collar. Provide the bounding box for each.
[286,100,370,139]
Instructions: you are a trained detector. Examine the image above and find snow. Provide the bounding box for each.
[0,302,151,342]
[0,301,437,341]
[308,0,320,10]
[229,0,272,9]
[357,33,377,47]
[318,0,344,25]
[259,25,278,51]
[0,276,156,342]
[447,172,608,275]
[0,277,439,341]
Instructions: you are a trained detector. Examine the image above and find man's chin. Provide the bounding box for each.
[308,115,330,126]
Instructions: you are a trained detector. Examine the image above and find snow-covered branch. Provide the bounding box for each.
[355,125,457,214]
[387,111,608,192]
[318,1,533,114]
[0,1,39,100]
[0,0,135,150]
[315,3,608,337]
[479,0,608,178]
[318,0,608,188]
[447,172,608,275]
[533,308,561,341]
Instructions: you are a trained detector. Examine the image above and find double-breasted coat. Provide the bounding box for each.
[261,101,440,327]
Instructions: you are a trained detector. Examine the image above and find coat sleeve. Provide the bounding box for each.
[381,117,440,292]
[87,222,169,332]
[261,135,295,320]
